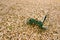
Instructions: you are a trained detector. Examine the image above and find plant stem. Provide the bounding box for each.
[43,14,48,23]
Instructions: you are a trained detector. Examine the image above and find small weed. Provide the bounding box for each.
[27,14,48,30]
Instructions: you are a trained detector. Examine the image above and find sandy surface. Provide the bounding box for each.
[0,0,60,40]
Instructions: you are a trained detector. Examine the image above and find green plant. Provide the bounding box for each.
[27,14,48,30]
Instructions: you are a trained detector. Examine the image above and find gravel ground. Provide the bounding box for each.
[0,0,60,40]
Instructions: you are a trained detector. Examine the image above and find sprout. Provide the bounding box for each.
[27,14,48,30]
